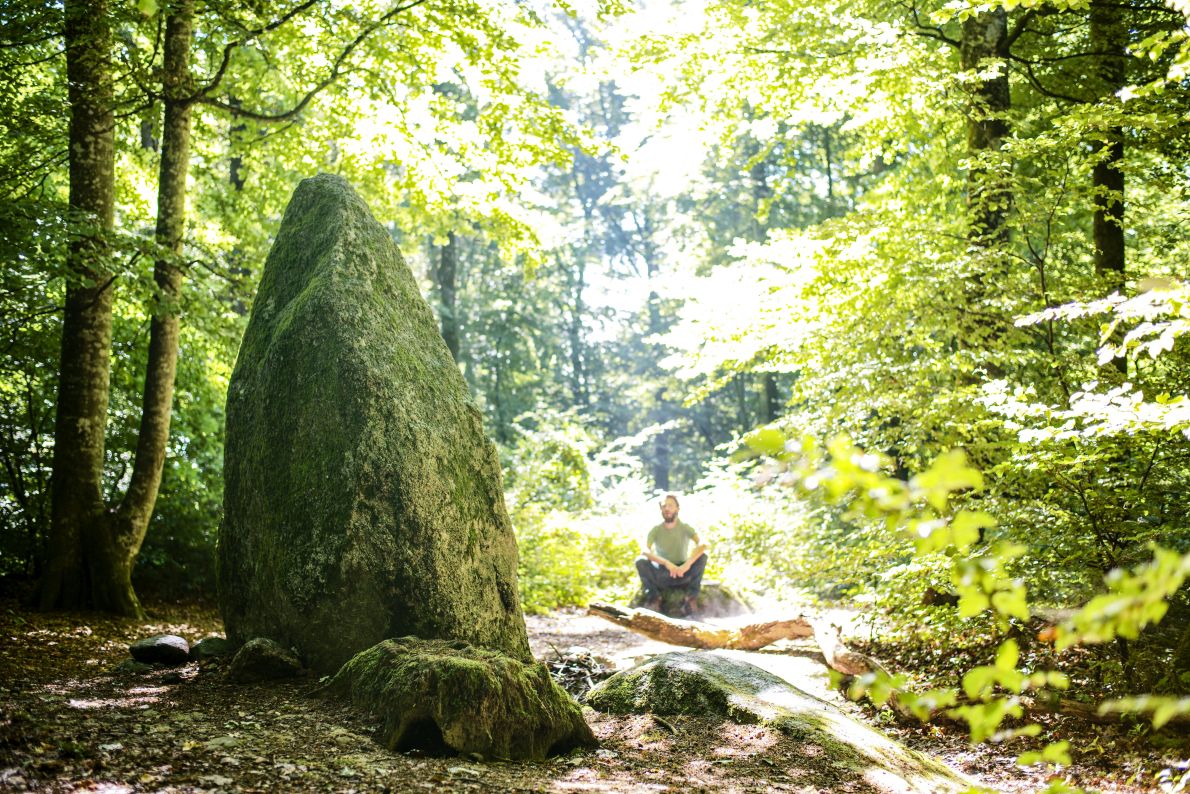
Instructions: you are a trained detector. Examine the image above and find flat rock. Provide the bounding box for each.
[325,637,597,761]
[631,581,751,618]
[228,638,303,683]
[110,659,153,676]
[129,634,190,666]
[586,651,969,794]
[219,173,528,673]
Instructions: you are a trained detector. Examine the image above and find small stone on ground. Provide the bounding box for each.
[129,634,190,666]
[227,637,303,683]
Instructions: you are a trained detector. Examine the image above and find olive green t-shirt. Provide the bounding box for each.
[647,521,698,565]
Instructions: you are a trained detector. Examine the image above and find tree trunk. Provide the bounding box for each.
[41,0,196,617]
[38,0,116,611]
[734,374,750,432]
[105,0,195,616]
[960,8,1011,248]
[433,232,461,361]
[1090,0,1126,285]
[566,256,590,409]
[652,409,671,491]
[761,373,780,424]
[228,96,246,191]
[643,231,670,491]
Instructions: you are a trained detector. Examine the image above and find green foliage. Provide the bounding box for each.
[0,0,590,596]
[504,410,647,613]
[513,506,640,614]
[1059,547,1190,648]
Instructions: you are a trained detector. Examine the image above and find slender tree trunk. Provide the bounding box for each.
[38,0,116,611]
[100,0,196,616]
[734,374,750,433]
[822,126,835,208]
[1090,0,1126,284]
[47,0,196,617]
[491,342,509,443]
[643,231,670,490]
[958,8,1012,379]
[1092,139,1125,278]
[567,255,590,409]
[228,96,246,191]
[433,232,461,361]
[960,8,1011,248]
[761,373,780,424]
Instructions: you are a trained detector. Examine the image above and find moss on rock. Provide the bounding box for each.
[325,637,597,761]
[587,652,969,793]
[629,582,751,618]
[218,174,529,673]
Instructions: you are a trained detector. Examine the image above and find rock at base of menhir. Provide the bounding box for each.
[228,638,303,683]
[218,173,529,674]
[190,636,233,661]
[629,581,751,618]
[129,634,190,666]
[586,651,969,794]
[325,637,597,761]
[110,659,154,676]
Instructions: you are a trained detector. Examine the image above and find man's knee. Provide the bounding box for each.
[635,555,653,574]
[688,553,708,574]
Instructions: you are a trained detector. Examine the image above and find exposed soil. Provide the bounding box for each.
[0,600,1182,792]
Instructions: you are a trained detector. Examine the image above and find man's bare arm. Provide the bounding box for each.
[676,542,707,576]
[643,548,681,577]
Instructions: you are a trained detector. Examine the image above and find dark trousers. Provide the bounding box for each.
[635,554,707,598]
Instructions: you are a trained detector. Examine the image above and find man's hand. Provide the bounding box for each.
[665,560,681,578]
[674,562,690,577]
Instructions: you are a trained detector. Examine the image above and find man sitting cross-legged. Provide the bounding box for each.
[634,494,708,617]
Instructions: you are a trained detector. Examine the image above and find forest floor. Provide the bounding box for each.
[0,597,1183,793]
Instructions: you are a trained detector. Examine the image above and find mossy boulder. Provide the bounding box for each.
[325,637,597,760]
[218,174,529,673]
[629,581,751,618]
[587,652,969,793]
[228,638,304,683]
[189,636,233,661]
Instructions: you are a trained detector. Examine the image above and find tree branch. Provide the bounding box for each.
[189,0,323,101]
[196,0,430,121]
[899,1,959,48]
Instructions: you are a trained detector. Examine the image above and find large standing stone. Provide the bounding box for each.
[218,174,529,673]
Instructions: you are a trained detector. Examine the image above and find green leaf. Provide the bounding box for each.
[991,585,1030,621]
[744,427,787,457]
[958,589,990,618]
[994,639,1019,672]
[911,450,984,511]
[951,510,996,549]
[1042,741,1071,765]
[962,666,996,700]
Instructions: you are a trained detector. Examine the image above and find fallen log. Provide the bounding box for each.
[586,602,813,651]
[587,603,903,714]
[589,602,887,661]
[808,618,890,678]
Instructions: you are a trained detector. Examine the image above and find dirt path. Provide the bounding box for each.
[0,600,1166,792]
